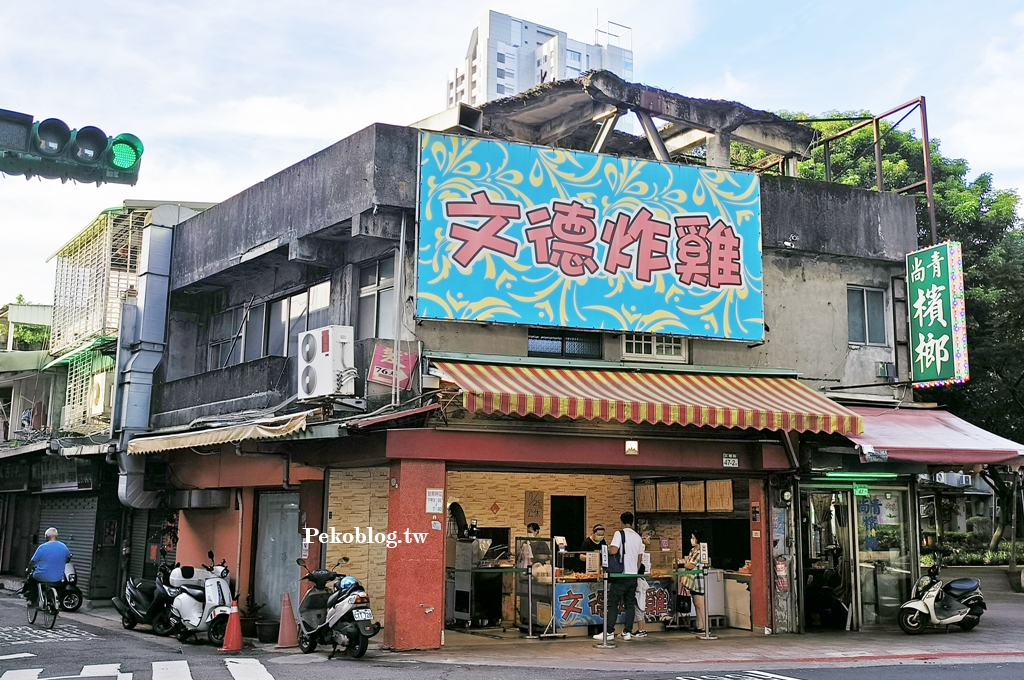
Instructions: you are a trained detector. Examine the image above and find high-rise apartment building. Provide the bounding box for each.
[446,11,633,108]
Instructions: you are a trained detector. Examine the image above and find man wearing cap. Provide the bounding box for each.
[24,527,71,607]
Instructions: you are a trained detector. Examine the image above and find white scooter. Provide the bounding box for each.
[167,550,233,645]
[898,563,986,634]
[295,557,380,659]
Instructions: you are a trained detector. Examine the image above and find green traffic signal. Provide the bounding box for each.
[0,108,143,186]
[110,133,143,170]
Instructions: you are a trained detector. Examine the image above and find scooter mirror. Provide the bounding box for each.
[296,558,307,567]
[159,548,167,557]
[208,550,215,560]
[339,557,350,565]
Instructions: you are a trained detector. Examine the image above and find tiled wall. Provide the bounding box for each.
[326,467,389,624]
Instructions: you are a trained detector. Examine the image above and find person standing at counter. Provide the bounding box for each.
[594,512,644,642]
[680,532,708,632]
[517,523,548,568]
[578,524,605,568]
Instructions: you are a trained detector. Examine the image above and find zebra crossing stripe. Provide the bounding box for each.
[0,656,36,662]
[747,672,803,680]
[152,661,192,680]
[224,659,274,680]
[0,670,42,680]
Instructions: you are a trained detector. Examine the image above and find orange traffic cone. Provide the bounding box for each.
[277,592,298,648]
[219,599,244,652]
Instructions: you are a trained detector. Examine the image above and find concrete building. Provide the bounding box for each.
[446,10,633,107]
[114,71,1024,650]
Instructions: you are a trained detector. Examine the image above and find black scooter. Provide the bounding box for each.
[112,559,177,635]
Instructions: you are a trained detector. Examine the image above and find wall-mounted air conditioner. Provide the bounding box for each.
[297,325,356,399]
[958,474,973,487]
[89,372,115,417]
[933,472,947,485]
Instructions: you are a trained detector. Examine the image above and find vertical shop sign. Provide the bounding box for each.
[906,241,969,387]
[367,343,419,390]
[524,491,543,525]
[425,488,444,514]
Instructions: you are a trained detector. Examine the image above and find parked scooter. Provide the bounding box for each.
[58,562,83,612]
[112,558,176,635]
[295,557,380,659]
[898,563,986,634]
[167,550,233,645]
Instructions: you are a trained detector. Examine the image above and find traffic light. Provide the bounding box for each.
[0,108,144,186]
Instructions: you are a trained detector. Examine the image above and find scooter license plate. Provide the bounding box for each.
[352,609,373,621]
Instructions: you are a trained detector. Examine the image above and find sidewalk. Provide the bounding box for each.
[397,566,1024,671]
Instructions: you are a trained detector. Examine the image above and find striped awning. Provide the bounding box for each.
[433,362,862,436]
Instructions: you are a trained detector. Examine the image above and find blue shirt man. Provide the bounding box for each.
[30,528,71,583]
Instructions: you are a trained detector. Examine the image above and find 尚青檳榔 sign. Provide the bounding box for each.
[906,241,969,387]
[416,132,764,341]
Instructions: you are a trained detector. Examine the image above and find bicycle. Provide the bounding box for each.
[27,582,60,629]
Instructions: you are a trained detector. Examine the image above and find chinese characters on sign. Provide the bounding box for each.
[418,133,764,341]
[524,491,543,525]
[906,241,969,387]
[367,343,419,390]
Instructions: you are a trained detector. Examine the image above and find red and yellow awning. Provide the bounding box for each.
[433,362,862,436]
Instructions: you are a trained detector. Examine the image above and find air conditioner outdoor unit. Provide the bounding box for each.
[959,474,973,487]
[297,325,356,400]
[933,472,947,485]
[89,371,115,417]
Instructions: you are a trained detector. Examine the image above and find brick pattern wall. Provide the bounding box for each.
[445,472,635,540]
[326,468,389,624]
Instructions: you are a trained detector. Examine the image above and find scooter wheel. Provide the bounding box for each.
[152,610,175,636]
[898,608,926,635]
[61,592,82,612]
[298,628,317,654]
[345,634,368,659]
[122,614,137,630]
[958,614,980,631]
[208,615,228,646]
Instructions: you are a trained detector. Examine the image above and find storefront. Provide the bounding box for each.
[797,404,1024,631]
[367,359,864,650]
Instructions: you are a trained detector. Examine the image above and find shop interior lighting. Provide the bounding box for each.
[823,471,899,480]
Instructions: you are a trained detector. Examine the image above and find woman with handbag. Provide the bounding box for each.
[680,532,707,632]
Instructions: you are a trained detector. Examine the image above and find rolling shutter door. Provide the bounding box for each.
[37,495,97,594]
[129,509,149,580]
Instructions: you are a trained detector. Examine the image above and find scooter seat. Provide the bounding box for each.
[944,578,979,597]
[181,585,205,601]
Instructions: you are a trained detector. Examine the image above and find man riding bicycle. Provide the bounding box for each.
[24,527,71,607]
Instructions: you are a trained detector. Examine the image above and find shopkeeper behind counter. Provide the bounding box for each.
[577,524,605,568]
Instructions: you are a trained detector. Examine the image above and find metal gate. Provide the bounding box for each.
[37,495,97,595]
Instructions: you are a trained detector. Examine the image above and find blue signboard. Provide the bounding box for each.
[417,132,764,341]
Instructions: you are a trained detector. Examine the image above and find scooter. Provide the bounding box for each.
[57,562,83,612]
[295,557,380,659]
[898,563,986,634]
[112,560,176,635]
[167,550,233,645]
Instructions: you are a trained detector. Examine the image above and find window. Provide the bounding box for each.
[622,333,688,362]
[496,52,505,63]
[504,69,515,79]
[848,287,886,345]
[528,329,602,359]
[567,50,581,62]
[358,256,395,340]
[496,84,505,95]
[209,308,245,369]
[496,68,505,79]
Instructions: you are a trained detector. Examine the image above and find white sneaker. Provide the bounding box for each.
[593,632,614,641]
[621,631,632,640]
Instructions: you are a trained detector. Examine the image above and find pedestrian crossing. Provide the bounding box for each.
[0,659,285,680]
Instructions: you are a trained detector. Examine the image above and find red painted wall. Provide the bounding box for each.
[298,480,323,599]
[383,458,446,651]
[387,429,763,470]
[749,479,770,629]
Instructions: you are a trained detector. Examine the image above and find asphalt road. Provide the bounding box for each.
[0,596,1021,680]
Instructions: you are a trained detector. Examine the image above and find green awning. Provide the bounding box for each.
[42,336,116,370]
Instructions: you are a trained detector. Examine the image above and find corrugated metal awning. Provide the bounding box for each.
[848,407,1024,465]
[433,362,862,435]
[127,411,310,455]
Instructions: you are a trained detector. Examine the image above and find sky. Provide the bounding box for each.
[1,0,1022,307]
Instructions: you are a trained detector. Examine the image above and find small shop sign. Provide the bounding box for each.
[0,460,29,492]
[722,452,739,468]
[367,343,419,390]
[906,241,969,387]
[31,456,93,492]
[854,484,870,497]
[524,491,544,524]
[425,488,444,514]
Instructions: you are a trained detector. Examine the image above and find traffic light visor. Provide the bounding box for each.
[71,126,108,163]
[110,133,143,169]
[33,118,71,156]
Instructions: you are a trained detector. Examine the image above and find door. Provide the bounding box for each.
[254,491,301,619]
[89,495,122,599]
[802,490,857,630]
[5,495,40,574]
[856,488,913,625]
[550,496,585,563]
[37,495,97,595]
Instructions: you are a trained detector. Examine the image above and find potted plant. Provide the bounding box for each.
[239,594,266,639]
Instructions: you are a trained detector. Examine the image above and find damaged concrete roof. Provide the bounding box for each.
[469,71,817,163]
